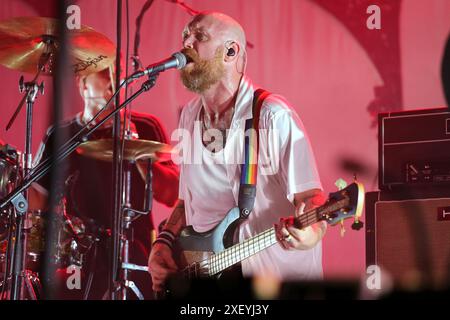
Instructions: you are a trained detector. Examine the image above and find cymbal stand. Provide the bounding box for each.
[117,140,143,300]
[115,157,153,300]
[3,41,54,300]
[113,52,152,300]
[8,75,45,300]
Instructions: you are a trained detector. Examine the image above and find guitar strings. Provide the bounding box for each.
[197,198,349,276]
[209,228,276,275]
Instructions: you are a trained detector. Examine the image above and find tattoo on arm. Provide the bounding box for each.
[163,200,186,236]
[166,208,184,226]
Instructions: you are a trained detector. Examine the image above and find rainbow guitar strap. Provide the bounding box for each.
[238,88,271,218]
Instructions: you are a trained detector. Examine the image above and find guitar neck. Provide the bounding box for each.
[208,207,322,276]
[208,228,277,276]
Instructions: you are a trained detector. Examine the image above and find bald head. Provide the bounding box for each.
[180,12,247,93]
[190,12,246,50]
[183,12,246,57]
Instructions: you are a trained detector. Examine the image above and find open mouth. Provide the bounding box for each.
[181,49,197,66]
[184,60,195,69]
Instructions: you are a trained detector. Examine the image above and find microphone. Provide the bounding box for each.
[128,52,188,81]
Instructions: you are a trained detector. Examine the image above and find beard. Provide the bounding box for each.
[180,47,225,94]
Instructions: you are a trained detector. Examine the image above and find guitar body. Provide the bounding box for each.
[170,181,364,280]
[174,207,241,278]
[158,182,364,299]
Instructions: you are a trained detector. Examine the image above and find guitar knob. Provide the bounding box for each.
[351,220,364,230]
[334,178,347,190]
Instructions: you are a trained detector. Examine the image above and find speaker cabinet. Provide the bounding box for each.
[366,189,450,289]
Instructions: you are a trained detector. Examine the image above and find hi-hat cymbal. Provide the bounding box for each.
[0,16,115,76]
[76,139,174,163]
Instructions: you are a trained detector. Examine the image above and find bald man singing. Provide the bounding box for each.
[148,11,327,293]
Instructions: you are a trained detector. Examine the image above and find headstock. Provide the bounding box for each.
[317,180,365,235]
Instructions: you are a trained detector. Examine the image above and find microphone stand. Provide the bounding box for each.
[111,0,155,300]
[110,0,123,301]
[114,67,146,299]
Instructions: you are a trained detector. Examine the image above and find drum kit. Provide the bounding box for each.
[0,17,173,300]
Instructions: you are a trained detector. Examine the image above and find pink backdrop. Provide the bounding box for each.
[1,0,449,280]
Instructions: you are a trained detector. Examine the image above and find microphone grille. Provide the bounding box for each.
[173,52,187,69]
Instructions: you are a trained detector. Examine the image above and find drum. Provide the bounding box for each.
[0,145,20,276]
[54,213,97,267]
[0,144,20,200]
[23,210,96,270]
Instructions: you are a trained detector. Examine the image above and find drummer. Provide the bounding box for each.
[33,66,179,299]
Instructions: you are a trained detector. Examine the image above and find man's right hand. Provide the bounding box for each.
[148,242,178,292]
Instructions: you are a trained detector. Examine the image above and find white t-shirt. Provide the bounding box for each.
[176,76,324,280]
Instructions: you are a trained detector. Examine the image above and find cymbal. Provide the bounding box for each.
[76,139,174,163]
[0,16,115,76]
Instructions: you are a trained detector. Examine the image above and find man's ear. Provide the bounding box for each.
[224,41,240,63]
[77,75,87,97]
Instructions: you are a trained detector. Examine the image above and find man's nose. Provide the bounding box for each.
[183,36,194,49]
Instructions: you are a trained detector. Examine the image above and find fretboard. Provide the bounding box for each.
[207,208,321,275]
[207,197,347,276]
[208,228,277,276]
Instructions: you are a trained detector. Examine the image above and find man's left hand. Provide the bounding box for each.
[275,190,327,250]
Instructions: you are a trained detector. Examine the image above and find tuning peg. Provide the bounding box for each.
[335,178,347,190]
[351,219,364,231]
[340,220,346,237]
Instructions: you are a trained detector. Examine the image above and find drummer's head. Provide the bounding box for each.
[77,68,114,110]
[77,67,117,125]
[180,11,247,94]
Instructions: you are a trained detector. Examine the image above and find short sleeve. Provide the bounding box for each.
[266,101,322,203]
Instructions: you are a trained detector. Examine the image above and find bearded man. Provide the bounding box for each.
[148,11,327,294]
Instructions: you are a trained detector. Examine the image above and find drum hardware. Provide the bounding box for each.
[6,66,45,300]
[0,71,162,224]
[0,145,21,200]
[0,17,54,298]
[1,64,44,302]
[0,192,38,300]
[22,270,42,300]
[114,158,154,300]
[5,49,49,132]
[0,147,20,293]
[0,269,41,300]
[0,15,170,298]
[21,208,96,268]
[121,262,148,272]
[1,73,162,300]
[0,16,117,300]
[75,132,171,299]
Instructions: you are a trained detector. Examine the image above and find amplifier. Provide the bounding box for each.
[366,189,450,289]
[379,107,450,190]
[405,161,450,184]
